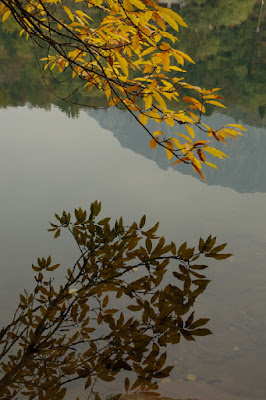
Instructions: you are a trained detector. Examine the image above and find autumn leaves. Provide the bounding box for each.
[0,0,246,179]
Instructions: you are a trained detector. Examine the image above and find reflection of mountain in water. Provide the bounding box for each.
[87,107,266,194]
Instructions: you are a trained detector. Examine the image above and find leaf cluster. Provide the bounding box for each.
[0,0,246,179]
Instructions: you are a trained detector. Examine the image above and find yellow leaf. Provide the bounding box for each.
[151,89,166,110]
[75,10,92,20]
[166,149,173,160]
[175,113,194,124]
[193,157,202,170]
[187,111,199,122]
[204,146,228,159]
[183,96,203,110]
[63,6,74,22]
[202,123,211,131]
[220,128,243,137]
[166,141,174,160]
[144,95,153,110]
[143,63,153,74]
[123,0,134,12]
[165,117,175,127]
[141,47,157,57]
[129,0,146,10]
[132,34,140,51]
[162,31,176,43]
[154,130,164,136]
[205,161,217,169]
[125,85,140,92]
[160,12,179,32]
[170,137,185,150]
[160,42,170,51]
[148,110,163,122]
[175,50,194,64]
[174,132,192,143]
[2,10,11,22]
[193,164,205,181]
[161,51,170,70]
[226,124,247,131]
[116,52,128,77]
[171,159,183,166]
[208,88,222,93]
[139,113,148,125]
[128,104,139,111]
[186,124,194,139]
[109,97,120,106]
[203,94,222,99]
[154,12,166,30]
[205,100,226,108]
[169,65,186,72]
[172,52,183,65]
[159,7,188,27]
[150,138,158,149]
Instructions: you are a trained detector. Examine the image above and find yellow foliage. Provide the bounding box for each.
[0,0,246,179]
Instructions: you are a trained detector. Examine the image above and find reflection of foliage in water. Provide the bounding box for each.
[0,201,231,399]
[0,16,107,116]
[177,0,266,126]
[180,0,257,28]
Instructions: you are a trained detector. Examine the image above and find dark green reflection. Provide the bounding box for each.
[0,16,108,116]
[176,0,266,128]
[0,201,230,399]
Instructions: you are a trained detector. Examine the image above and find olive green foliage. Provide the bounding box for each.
[185,0,256,27]
[0,19,106,115]
[178,0,266,120]
[0,202,231,399]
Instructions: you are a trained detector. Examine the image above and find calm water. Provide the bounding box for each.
[0,1,266,399]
